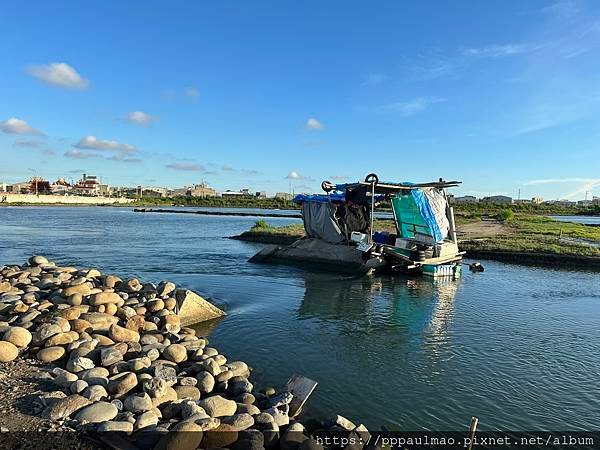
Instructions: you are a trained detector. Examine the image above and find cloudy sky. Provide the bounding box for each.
[1,0,600,199]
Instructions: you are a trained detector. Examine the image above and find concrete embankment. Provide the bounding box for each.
[0,256,367,449]
[1,194,133,205]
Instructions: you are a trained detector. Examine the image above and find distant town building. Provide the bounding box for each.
[255,191,267,198]
[274,192,293,201]
[481,195,513,205]
[27,177,51,194]
[452,195,479,204]
[544,199,576,207]
[514,199,532,204]
[593,197,600,206]
[50,178,71,195]
[531,197,544,204]
[140,187,169,197]
[189,183,216,198]
[578,200,593,207]
[6,181,32,194]
[221,189,252,197]
[221,190,246,197]
[72,174,101,196]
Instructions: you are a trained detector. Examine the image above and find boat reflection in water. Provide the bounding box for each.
[295,273,460,428]
[298,274,459,341]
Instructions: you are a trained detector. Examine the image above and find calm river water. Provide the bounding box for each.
[1,207,599,431]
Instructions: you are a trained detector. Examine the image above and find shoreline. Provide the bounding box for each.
[231,232,600,270]
[0,256,364,448]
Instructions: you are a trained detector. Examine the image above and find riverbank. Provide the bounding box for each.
[0,194,133,205]
[233,215,600,269]
[0,256,369,449]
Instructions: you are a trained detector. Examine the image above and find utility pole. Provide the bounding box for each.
[518,188,521,201]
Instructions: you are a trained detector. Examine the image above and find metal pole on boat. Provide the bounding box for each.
[370,180,375,242]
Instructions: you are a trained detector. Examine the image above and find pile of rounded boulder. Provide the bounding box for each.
[0,256,370,450]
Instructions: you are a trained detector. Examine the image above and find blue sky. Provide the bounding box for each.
[1,0,600,199]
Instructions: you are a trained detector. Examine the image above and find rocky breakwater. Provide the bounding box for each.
[0,256,371,450]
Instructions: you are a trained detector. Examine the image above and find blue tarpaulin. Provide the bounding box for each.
[411,189,444,242]
[293,192,386,204]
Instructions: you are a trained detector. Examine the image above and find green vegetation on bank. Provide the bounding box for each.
[131,194,600,215]
[132,196,299,209]
[460,215,600,257]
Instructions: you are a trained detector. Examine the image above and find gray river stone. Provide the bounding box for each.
[124,392,153,413]
[75,401,118,424]
[198,395,237,417]
[97,420,134,433]
[196,371,215,394]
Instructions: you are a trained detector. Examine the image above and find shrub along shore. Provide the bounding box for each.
[0,256,370,449]
[233,215,600,269]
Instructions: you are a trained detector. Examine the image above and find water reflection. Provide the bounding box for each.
[298,274,459,344]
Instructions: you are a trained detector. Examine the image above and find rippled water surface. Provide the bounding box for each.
[1,206,599,430]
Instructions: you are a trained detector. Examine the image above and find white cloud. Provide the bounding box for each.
[166,163,205,171]
[285,171,305,180]
[463,44,532,58]
[0,118,44,136]
[383,97,446,116]
[74,136,138,154]
[108,154,143,163]
[126,111,158,126]
[184,87,199,100]
[26,62,88,89]
[64,150,100,159]
[13,139,44,148]
[525,177,596,185]
[526,177,600,199]
[305,118,324,130]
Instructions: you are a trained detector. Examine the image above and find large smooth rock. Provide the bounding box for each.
[37,346,66,362]
[44,394,91,420]
[90,292,121,306]
[174,385,201,401]
[3,326,32,348]
[134,410,159,430]
[100,346,123,366]
[154,420,204,450]
[80,313,119,331]
[108,372,138,396]
[29,255,49,266]
[143,377,168,398]
[196,372,215,394]
[75,401,118,424]
[124,392,153,413]
[0,341,19,362]
[33,323,62,344]
[82,385,109,402]
[63,284,92,297]
[198,395,237,418]
[66,356,95,373]
[219,413,255,432]
[108,324,140,343]
[163,344,187,363]
[97,421,134,433]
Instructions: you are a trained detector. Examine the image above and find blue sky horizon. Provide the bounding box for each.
[1,0,599,200]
